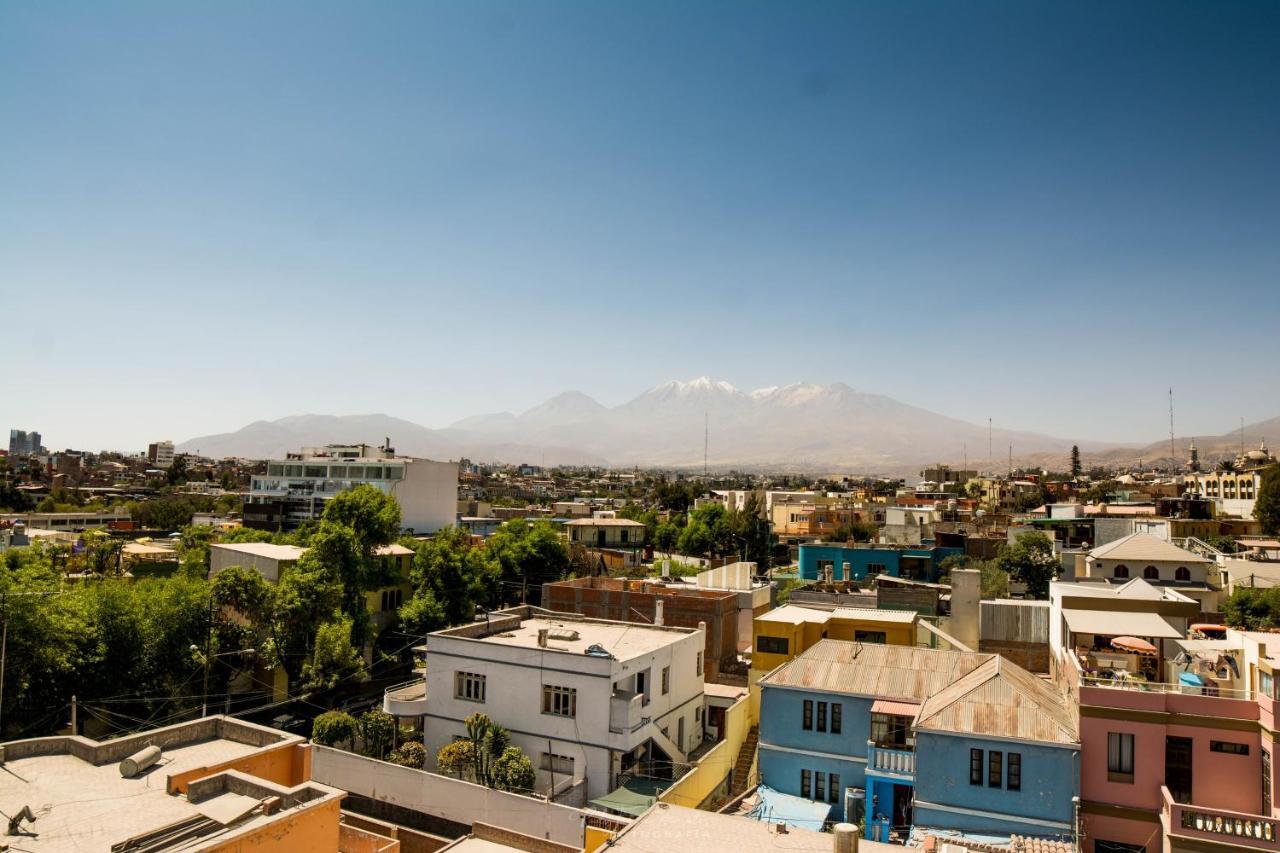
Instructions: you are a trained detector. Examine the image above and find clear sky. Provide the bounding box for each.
[2,0,1278,453]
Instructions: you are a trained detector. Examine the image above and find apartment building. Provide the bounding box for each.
[245,443,456,533]
[757,640,1079,843]
[0,508,131,532]
[7,428,41,456]
[750,604,918,677]
[147,439,176,468]
[1077,533,1221,614]
[406,608,706,802]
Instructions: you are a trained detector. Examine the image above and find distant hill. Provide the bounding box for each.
[179,377,1154,471]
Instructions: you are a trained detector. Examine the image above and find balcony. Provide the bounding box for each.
[383,679,427,717]
[1161,786,1279,853]
[866,741,915,777]
[609,690,650,735]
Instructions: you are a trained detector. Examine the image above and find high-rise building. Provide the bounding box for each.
[245,441,457,533]
[7,429,42,457]
[147,440,175,468]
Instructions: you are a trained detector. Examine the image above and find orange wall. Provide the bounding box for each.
[204,797,343,853]
[168,743,311,795]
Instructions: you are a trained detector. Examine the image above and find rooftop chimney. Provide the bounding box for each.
[833,823,858,853]
[537,628,549,648]
[654,599,664,627]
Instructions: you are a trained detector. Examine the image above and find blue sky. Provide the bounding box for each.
[2,1,1277,453]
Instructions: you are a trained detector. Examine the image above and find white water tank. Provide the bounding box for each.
[833,822,859,853]
[120,744,162,777]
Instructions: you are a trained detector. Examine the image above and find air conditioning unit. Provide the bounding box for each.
[844,787,865,825]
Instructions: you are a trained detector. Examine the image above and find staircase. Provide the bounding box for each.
[729,725,759,798]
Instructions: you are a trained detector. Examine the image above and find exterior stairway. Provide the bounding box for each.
[729,725,759,798]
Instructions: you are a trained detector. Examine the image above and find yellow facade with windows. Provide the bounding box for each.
[750,604,917,679]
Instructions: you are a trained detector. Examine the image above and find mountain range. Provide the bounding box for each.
[177,378,1279,474]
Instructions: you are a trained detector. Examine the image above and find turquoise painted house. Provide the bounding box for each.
[797,542,962,583]
[757,640,1079,843]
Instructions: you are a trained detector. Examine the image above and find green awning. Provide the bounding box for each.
[588,778,668,817]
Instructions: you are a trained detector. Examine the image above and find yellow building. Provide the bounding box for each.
[750,603,918,677]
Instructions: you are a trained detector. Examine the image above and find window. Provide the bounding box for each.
[815,771,826,802]
[662,666,670,695]
[855,630,887,644]
[970,749,983,785]
[380,588,403,612]
[267,464,284,476]
[802,699,813,730]
[1211,741,1250,755]
[1264,750,1273,816]
[1108,732,1135,782]
[829,772,840,803]
[1175,567,1191,581]
[542,685,577,717]
[1144,566,1159,580]
[304,465,326,478]
[817,701,827,732]
[696,651,703,677]
[620,529,629,543]
[867,562,887,576]
[455,672,486,703]
[1262,671,1274,699]
[541,752,574,774]
[757,636,789,655]
[329,465,347,478]
[831,703,842,734]
[1114,564,1129,579]
[801,769,812,799]
[871,713,911,749]
[1007,752,1021,791]
[988,750,1003,787]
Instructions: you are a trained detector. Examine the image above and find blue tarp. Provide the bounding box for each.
[1179,672,1207,687]
[746,784,832,832]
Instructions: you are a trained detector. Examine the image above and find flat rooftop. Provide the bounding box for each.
[0,737,260,852]
[441,614,697,661]
[210,542,306,560]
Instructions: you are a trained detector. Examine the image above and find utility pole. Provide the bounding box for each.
[0,593,7,738]
[1168,387,1176,467]
[988,418,993,474]
[201,594,214,717]
[70,695,77,734]
[703,412,708,480]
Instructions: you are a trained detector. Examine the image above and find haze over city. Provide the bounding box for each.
[3,0,1278,453]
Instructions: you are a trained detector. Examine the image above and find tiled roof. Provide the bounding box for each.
[1089,533,1210,564]
[914,656,1078,745]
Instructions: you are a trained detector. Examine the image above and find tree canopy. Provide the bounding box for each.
[995,531,1057,599]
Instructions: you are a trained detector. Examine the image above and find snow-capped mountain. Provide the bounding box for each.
[179,378,1098,470]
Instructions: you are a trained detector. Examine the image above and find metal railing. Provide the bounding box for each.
[1080,675,1254,702]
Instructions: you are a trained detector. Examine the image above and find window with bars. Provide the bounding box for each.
[817,701,827,732]
[801,769,811,799]
[802,699,813,731]
[1007,752,1021,791]
[970,749,983,785]
[829,772,841,803]
[815,771,826,802]
[831,703,842,734]
[542,685,577,717]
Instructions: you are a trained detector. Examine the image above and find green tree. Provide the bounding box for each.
[488,519,570,601]
[408,527,500,627]
[1070,445,1082,479]
[390,740,428,769]
[312,711,358,748]
[995,531,1057,599]
[357,709,396,760]
[1082,480,1119,505]
[491,746,536,792]
[302,615,368,693]
[830,520,878,543]
[676,521,712,557]
[654,521,679,552]
[322,484,402,555]
[434,739,474,776]
[1221,587,1280,630]
[1256,464,1280,535]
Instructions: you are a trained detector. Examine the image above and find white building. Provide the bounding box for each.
[147,440,175,469]
[209,542,306,582]
[401,608,706,803]
[1080,532,1220,613]
[246,443,457,533]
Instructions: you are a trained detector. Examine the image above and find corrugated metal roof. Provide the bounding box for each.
[758,639,990,702]
[914,657,1078,745]
[830,607,918,624]
[980,599,1049,643]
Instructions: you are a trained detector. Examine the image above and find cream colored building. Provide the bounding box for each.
[1081,532,1220,613]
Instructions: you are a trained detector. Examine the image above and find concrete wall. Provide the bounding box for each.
[209,546,294,582]
[395,459,459,534]
[913,732,1077,836]
[310,746,586,848]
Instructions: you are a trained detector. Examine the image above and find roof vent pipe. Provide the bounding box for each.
[655,600,664,627]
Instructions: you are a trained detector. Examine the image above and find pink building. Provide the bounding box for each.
[1051,580,1280,853]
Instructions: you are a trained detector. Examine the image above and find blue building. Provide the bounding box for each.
[797,542,963,583]
[757,640,1079,843]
